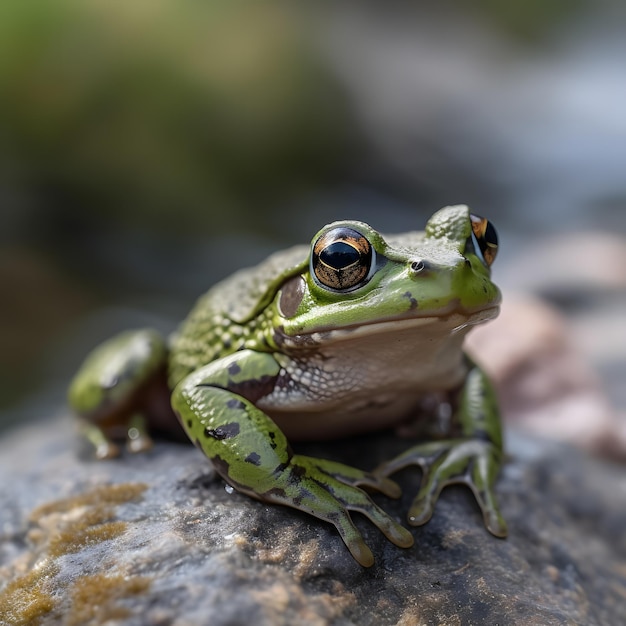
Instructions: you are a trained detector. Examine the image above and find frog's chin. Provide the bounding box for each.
[279,304,500,346]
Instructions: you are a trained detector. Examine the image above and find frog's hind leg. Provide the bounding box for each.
[68,329,168,458]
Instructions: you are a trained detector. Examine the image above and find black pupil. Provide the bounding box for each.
[320,241,359,269]
[484,221,498,247]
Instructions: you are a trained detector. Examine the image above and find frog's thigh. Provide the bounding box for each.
[172,351,292,492]
[68,329,167,458]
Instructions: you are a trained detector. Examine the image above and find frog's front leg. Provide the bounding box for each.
[377,356,507,538]
[68,329,167,459]
[171,350,414,567]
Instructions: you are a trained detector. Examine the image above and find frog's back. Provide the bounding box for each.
[168,244,307,387]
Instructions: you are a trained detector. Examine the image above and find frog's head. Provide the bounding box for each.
[275,205,500,344]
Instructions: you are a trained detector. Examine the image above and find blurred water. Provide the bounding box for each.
[316,3,626,236]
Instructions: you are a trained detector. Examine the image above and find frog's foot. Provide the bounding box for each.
[79,421,121,460]
[257,455,414,567]
[375,439,507,538]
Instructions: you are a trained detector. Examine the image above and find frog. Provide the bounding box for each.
[68,204,506,567]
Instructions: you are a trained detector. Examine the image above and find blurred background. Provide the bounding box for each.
[1,0,625,433]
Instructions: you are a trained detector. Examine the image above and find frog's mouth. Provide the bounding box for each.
[277,302,500,347]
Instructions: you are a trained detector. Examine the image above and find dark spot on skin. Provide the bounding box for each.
[273,326,286,347]
[268,431,277,450]
[229,374,277,404]
[325,510,341,525]
[293,464,307,478]
[293,487,314,506]
[288,464,307,486]
[472,428,492,443]
[403,291,418,310]
[264,486,288,499]
[309,474,340,500]
[226,398,246,410]
[245,452,262,466]
[272,462,289,476]
[204,422,240,440]
[228,362,242,376]
[278,275,305,318]
[186,419,193,429]
[206,457,259,495]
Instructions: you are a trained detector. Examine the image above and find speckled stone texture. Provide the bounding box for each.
[1,414,625,626]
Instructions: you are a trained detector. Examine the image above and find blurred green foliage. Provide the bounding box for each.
[0,0,353,234]
[442,0,587,42]
[0,0,608,417]
[0,0,357,414]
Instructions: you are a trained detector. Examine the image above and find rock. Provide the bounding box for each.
[1,414,625,625]
[499,233,626,299]
[469,230,626,462]
[467,293,626,461]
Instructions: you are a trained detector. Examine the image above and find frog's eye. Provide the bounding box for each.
[469,214,498,267]
[312,227,373,290]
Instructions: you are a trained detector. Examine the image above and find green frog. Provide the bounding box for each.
[68,204,506,567]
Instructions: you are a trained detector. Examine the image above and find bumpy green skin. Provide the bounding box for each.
[68,205,506,567]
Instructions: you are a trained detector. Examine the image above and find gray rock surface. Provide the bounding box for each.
[468,293,626,461]
[1,414,625,625]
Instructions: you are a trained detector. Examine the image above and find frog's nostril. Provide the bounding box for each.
[410,260,426,274]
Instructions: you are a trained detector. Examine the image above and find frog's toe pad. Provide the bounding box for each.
[94,441,121,460]
[126,434,154,454]
[483,507,508,538]
[346,538,375,568]
[387,523,414,549]
[407,498,435,527]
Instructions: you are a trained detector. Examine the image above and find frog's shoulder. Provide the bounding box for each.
[208,244,308,323]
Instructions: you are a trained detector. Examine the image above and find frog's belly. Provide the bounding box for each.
[257,321,469,441]
[265,391,432,441]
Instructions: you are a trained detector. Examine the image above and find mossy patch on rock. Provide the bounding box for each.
[0,482,149,625]
[0,564,58,626]
[65,573,151,626]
